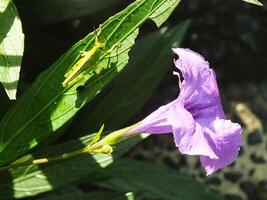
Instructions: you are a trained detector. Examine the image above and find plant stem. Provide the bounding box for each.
[0,143,98,172]
[0,124,139,172]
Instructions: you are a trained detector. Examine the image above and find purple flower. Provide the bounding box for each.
[127,48,242,175]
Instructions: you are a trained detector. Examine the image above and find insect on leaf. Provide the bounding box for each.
[0,0,181,166]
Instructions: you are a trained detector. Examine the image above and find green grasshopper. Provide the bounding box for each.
[62,27,120,87]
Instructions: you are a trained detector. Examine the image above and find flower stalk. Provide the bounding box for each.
[0,124,139,172]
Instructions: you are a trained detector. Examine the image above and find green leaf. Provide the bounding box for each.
[73,20,189,133]
[19,0,123,24]
[0,0,10,13]
[41,185,84,198]
[0,132,147,199]
[149,0,181,27]
[0,0,181,166]
[38,191,136,200]
[243,0,263,6]
[0,0,24,99]
[95,159,225,200]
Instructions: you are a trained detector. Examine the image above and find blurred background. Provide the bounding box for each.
[1,0,266,199]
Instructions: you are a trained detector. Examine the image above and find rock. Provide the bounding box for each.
[240,181,255,200]
[225,194,243,200]
[250,153,266,164]
[224,171,243,183]
[256,181,267,200]
[163,156,178,168]
[248,169,255,177]
[205,177,222,185]
[228,161,236,168]
[179,155,188,166]
[239,146,244,156]
[247,130,263,145]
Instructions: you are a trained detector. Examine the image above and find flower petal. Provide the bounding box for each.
[126,102,175,135]
[172,48,205,69]
[168,106,218,159]
[199,119,242,175]
[173,48,225,120]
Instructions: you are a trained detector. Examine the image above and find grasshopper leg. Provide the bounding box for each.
[107,43,122,54]
[80,50,87,57]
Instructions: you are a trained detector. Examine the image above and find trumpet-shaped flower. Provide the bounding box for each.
[127,48,242,175]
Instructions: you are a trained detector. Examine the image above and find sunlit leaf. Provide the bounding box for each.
[0,0,24,99]
[243,0,263,6]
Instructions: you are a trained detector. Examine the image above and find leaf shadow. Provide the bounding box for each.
[0,80,18,91]
[0,137,90,199]
[0,171,14,199]
[0,55,23,68]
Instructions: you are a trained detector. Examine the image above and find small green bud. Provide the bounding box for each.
[92,145,113,154]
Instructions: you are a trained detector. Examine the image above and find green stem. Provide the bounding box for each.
[0,143,97,172]
[0,123,140,172]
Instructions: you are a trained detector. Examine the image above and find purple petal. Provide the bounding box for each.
[173,48,225,120]
[173,48,205,69]
[168,106,218,159]
[126,102,175,135]
[199,119,242,175]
